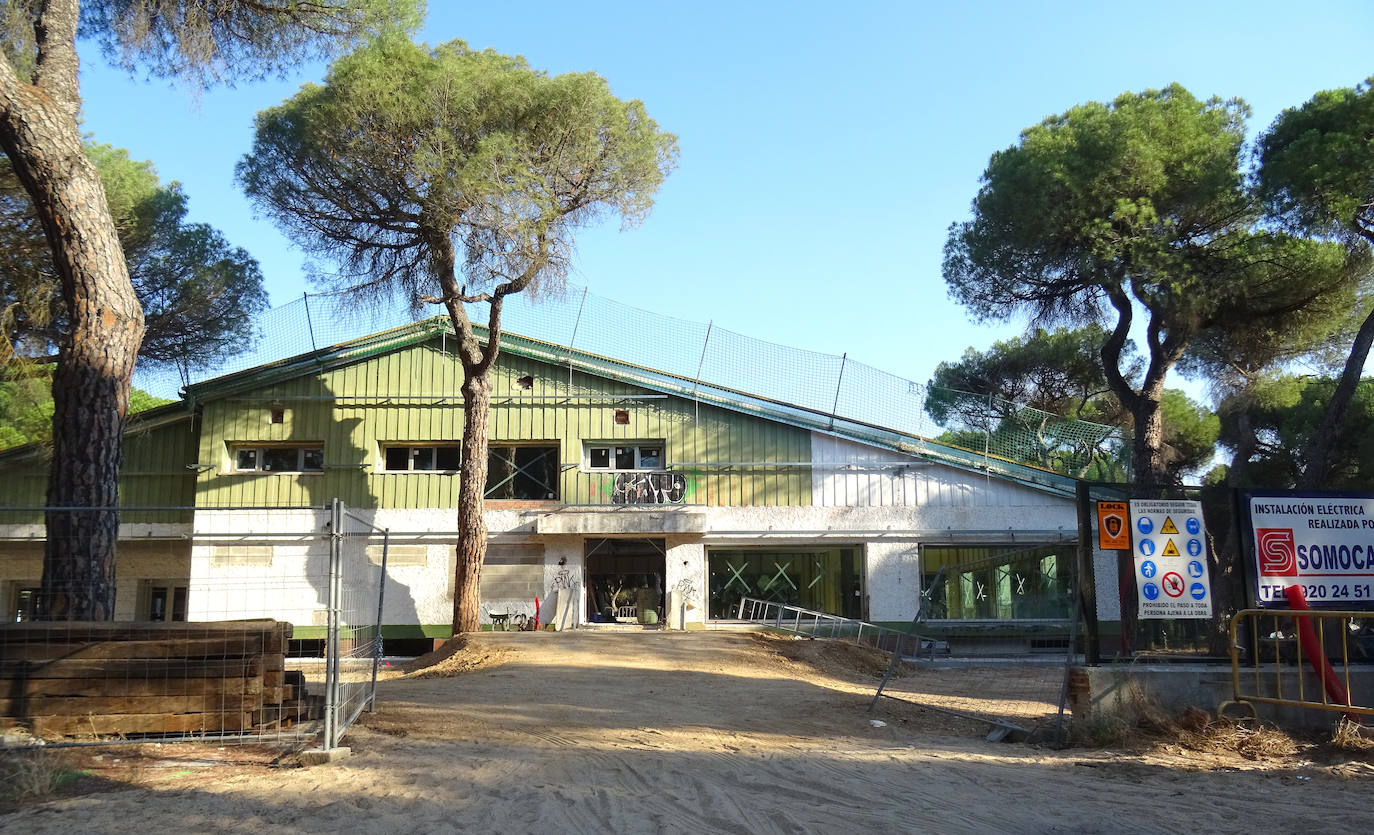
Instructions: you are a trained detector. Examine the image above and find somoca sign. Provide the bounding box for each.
[1243,491,1374,609]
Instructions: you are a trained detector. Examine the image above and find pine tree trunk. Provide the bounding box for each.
[1,34,145,621]
[1297,306,1374,489]
[452,371,492,634]
[1132,393,1169,489]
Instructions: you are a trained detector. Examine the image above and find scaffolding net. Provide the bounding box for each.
[134,283,1129,479]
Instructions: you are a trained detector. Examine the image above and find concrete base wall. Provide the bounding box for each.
[181,502,1076,632]
[1072,663,1374,731]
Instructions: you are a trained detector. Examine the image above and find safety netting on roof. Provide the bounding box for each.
[134,284,1130,480]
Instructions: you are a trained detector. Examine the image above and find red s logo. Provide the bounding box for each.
[1256,529,1295,575]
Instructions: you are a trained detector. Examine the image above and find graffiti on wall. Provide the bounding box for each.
[611,471,688,505]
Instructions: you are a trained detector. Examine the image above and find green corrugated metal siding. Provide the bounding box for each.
[194,338,811,508]
[0,413,197,523]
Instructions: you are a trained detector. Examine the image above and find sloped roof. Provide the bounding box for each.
[183,316,1078,496]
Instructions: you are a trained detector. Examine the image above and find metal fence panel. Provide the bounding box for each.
[0,502,386,752]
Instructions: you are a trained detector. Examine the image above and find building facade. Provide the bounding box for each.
[1,319,1081,642]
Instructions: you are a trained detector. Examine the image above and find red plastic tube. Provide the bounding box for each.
[1283,585,1357,721]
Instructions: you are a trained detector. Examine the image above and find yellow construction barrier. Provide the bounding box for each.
[1220,608,1374,721]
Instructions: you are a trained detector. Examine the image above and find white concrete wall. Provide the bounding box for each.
[810,433,1061,509]
[184,429,1081,630]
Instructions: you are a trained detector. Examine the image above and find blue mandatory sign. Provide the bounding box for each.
[1140,560,1158,579]
[1138,539,1156,557]
[1185,517,1201,535]
[1137,516,1154,535]
[1142,582,1161,601]
[1189,582,1207,601]
[1187,560,1204,578]
[1186,538,1203,557]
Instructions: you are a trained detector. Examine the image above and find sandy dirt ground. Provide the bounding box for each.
[3,630,1372,834]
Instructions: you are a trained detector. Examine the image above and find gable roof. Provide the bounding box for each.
[183,316,1078,496]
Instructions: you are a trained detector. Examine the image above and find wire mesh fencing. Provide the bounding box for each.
[1080,482,1250,661]
[739,578,1083,743]
[132,283,1130,480]
[0,502,386,752]
[326,500,389,750]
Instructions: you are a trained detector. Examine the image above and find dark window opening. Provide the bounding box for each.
[233,445,324,473]
[382,445,461,472]
[486,444,560,500]
[707,548,861,620]
[15,587,40,622]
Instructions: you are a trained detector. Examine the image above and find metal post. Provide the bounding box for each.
[368,528,390,713]
[567,286,588,392]
[324,498,342,750]
[828,353,848,431]
[983,391,993,476]
[303,292,319,354]
[1074,481,1101,665]
[693,321,713,425]
[1052,587,1085,748]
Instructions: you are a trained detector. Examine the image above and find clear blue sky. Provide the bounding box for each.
[76,1,1374,397]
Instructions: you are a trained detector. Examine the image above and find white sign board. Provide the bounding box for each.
[1130,499,1212,619]
[1247,493,1374,607]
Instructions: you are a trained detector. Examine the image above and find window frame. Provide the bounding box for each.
[380,443,462,473]
[229,443,325,474]
[485,442,561,501]
[582,441,666,472]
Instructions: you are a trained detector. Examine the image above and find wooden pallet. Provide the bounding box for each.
[0,620,323,739]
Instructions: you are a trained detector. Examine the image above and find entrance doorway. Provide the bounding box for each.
[585,538,666,625]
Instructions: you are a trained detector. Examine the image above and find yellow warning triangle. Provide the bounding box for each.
[1160,516,1179,534]
[1161,538,1180,557]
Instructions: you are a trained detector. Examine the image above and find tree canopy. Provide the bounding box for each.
[1216,374,1374,490]
[925,326,1217,480]
[238,35,677,632]
[0,142,267,380]
[943,84,1361,485]
[0,0,423,619]
[1255,78,1374,488]
[0,369,171,450]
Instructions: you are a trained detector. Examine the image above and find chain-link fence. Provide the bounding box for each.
[134,284,1129,480]
[1078,482,1248,662]
[0,501,386,752]
[742,549,1083,744]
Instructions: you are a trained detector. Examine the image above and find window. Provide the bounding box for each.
[486,444,560,500]
[232,444,324,473]
[382,444,460,472]
[584,441,665,472]
[14,586,40,622]
[922,544,1072,621]
[146,585,188,622]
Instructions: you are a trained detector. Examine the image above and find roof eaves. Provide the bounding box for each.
[178,316,1079,497]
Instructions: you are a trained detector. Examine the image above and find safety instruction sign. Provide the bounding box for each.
[1130,499,1212,619]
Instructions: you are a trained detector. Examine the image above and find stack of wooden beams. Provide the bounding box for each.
[0,620,323,738]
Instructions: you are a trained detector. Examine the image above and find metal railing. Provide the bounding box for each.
[1222,608,1374,721]
[735,597,939,656]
